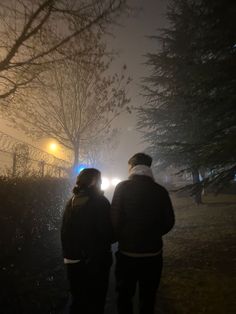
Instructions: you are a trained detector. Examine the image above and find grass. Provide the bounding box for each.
[156,194,236,314]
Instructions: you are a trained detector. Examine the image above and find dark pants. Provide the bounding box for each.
[115,252,163,314]
[66,255,112,314]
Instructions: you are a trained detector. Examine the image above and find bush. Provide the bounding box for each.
[0,176,72,313]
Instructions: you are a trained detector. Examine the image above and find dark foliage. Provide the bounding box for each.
[139,0,236,199]
[0,176,72,313]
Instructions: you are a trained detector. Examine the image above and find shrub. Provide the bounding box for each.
[0,176,72,313]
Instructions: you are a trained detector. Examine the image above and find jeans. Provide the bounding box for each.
[115,251,163,314]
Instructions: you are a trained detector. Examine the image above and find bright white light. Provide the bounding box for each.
[111,177,121,187]
[49,142,58,152]
[101,177,110,190]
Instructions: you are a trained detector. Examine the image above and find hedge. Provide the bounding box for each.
[0,176,72,313]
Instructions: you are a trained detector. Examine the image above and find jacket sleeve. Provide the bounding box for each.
[160,191,175,235]
[111,183,124,240]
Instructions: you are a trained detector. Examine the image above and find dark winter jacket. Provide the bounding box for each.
[61,187,113,261]
[111,175,175,253]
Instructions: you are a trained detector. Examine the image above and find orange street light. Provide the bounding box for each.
[48,142,58,152]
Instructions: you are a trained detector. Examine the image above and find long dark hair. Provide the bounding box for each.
[73,168,101,194]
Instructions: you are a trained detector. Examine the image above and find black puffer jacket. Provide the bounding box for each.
[111,175,175,253]
[61,187,113,260]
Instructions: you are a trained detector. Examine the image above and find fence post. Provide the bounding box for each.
[12,152,17,177]
[39,161,45,177]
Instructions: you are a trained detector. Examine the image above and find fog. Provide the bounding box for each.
[0,0,167,181]
[0,1,235,313]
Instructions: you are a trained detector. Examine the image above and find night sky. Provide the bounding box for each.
[107,0,168,176]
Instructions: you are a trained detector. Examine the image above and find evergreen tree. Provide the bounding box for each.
[139,0,236,201]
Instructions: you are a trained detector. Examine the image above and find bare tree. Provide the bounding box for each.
[3,35,131,170]
[0,0,127,101]
[81,129,119,168]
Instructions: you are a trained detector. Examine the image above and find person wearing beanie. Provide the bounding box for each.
[111,153,175,314]
[61,168,113,314]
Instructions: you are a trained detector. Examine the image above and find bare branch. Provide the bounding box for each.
[0,0,128,101]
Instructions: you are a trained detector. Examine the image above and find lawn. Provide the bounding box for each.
[0,178,235,313]
[156,194,236,314]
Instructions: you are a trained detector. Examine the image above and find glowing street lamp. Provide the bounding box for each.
[101,177,110,191]
[48,142,58,152]
[101,177,122,190]
[111,178,121,187]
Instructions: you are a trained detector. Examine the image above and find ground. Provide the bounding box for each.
[1,181,235,313]
[3,191,234,314]
[153,194,236,314]
[104,194,236,314]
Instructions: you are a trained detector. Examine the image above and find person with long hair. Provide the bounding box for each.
[61,168,113,314]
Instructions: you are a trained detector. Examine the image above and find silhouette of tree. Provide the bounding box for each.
[4,36,131,170]
[0,0,127,101]
[139,0,236,201]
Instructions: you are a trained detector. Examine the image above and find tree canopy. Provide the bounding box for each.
[139,0,236,196]
[3,34,131,169]
[0,0,127,101]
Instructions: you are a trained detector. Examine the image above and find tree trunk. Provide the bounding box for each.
[72,145,79,177]
[192,168,202,204]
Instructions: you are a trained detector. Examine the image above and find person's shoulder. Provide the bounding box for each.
[153,182,169,195]
[115,179,131,191]
[95,193,111,207]
[88,194,110,214]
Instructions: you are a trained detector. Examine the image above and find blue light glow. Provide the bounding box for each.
[73,164,88,175]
